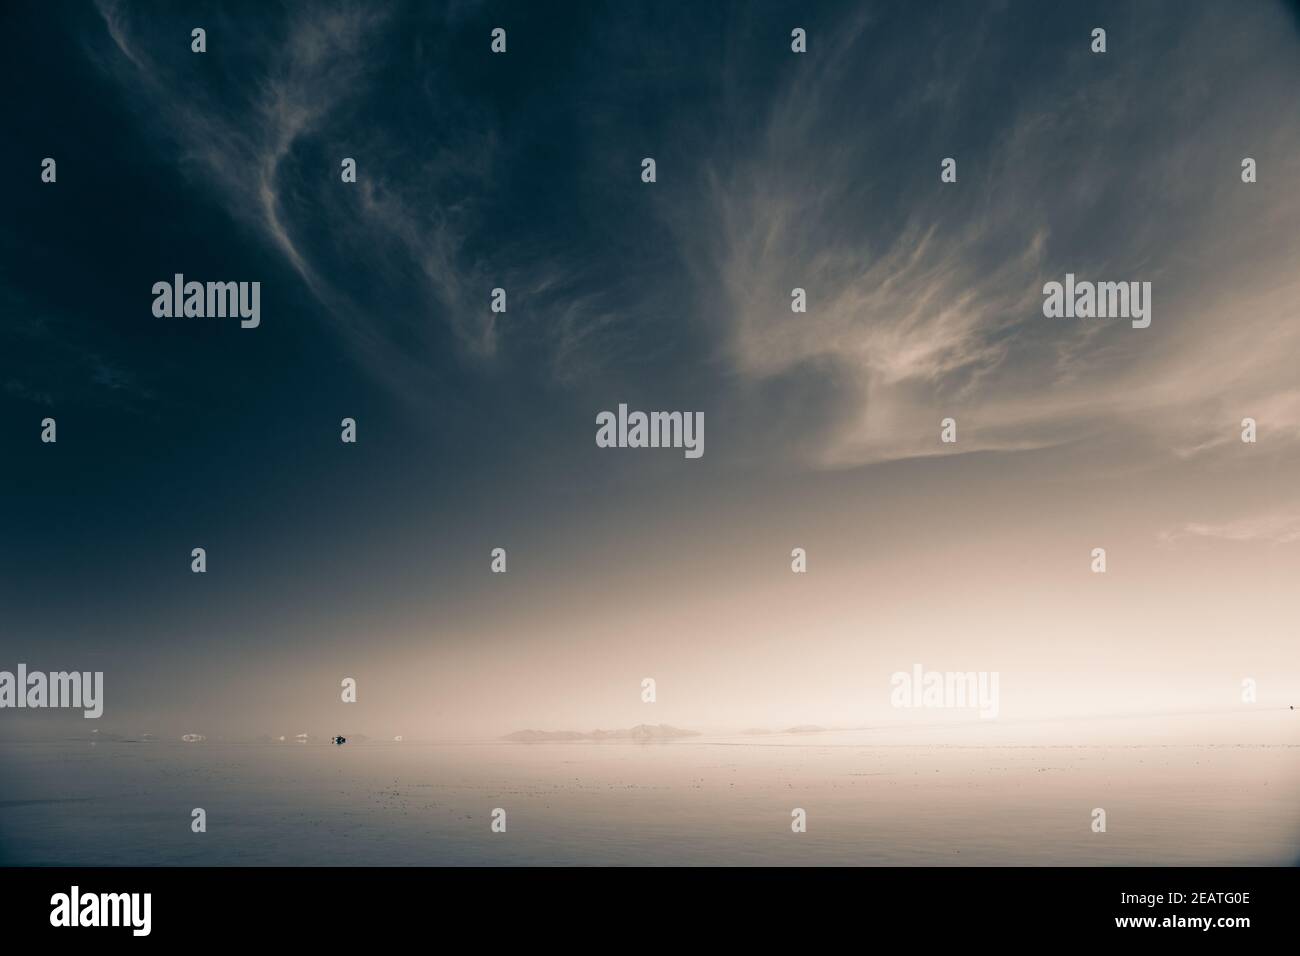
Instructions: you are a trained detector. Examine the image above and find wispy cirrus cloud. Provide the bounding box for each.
[89,0,1300,474]
[676,1,1300,470]
[1160,511,1300,545]
[91,0,626,406]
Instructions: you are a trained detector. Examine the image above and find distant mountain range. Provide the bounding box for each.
[59,724,843,746]
[741,725,829,735]
[504,723,701,742]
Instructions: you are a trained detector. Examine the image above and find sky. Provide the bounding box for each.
[1,0,1298,740]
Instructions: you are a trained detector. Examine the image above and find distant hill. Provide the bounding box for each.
[739,724,829,736]
[503,730,587,742]
[504,723,700,742]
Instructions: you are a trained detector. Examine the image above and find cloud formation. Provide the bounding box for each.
[675,2,1300,469]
